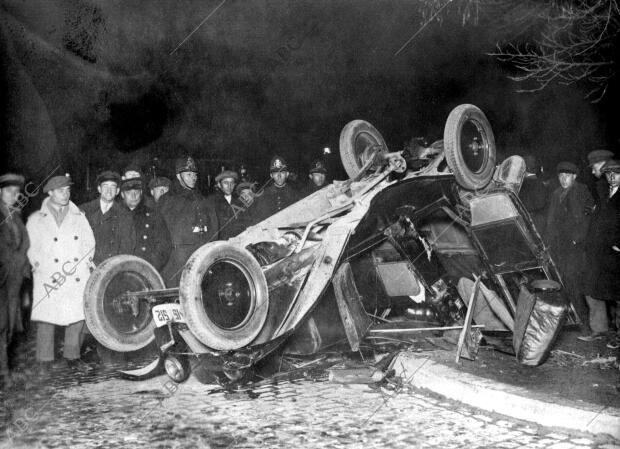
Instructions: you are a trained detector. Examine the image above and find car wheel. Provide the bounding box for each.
[443,104,496,190]
[339,120,388,178]
[84,255,162,352]
[180,242,269,351]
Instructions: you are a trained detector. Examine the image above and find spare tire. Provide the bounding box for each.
[443,104,496,190]
[339,120,388,178]
[84,255,163,352]
[179,242,269,351]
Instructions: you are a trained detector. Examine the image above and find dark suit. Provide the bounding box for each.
[80,199,136,265]
[125,200,172,272]
[545,182,594,322]
[208,193,248,240]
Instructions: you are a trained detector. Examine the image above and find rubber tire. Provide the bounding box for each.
[84,255,163,352]
[339,120,388,178]
[179,242,269,351]
[443,104,496,190]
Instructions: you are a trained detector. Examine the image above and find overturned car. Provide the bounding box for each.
[84,104,571,384]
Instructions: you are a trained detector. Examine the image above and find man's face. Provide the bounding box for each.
[605,171,620,188]
[558,172,577,189]
[309,172,326,187]
[121,188,142,209]
[592,161,606,178]
[271,170,289,187]
[48,186,71,206]
[1,186,20,207]
[177,171,197,189]
[219,178,236,196]
[151,186,169,202]
[98,181,119,202]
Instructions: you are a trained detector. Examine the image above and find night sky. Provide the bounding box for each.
[0,0,616,202]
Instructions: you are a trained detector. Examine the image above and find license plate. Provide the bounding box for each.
[152,303,186,327]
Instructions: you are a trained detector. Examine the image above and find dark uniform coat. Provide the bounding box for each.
[252,184,303,223]
[125,200,172,272]
[81,199,136,265]
[158,182,218,287]
[544,182,594,321]
[207,193,248,240]
[585,187,620,301]
[0,204,29,379]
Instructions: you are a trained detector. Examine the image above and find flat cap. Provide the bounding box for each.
[587,149,614,166]
[122,164,143,180]
[215,170,238,183]
[121,177,143,191]
[601,159,620,174]
[0,173,25,189]
[175,155,198,174]
[309,159,327,174]
[556,161,579,174]
[148,176,171,190]
[269,155,288,173]
[96,170,121,186]
[43,174,73,193]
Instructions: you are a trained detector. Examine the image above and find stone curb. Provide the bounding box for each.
[389,351,620,440]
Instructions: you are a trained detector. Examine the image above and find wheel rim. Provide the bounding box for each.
[102,272,153,335]
[460,118,490,174]
[201,259,256,330]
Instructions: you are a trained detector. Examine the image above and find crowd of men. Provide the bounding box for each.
[1,147,618,385]
[520,150,620,351]
[0,154,328,384]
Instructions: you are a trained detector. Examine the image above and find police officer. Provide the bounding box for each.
[158,156,218,287]
[80,171,136,265]
[304,159,328,195]
[0,173,30,385]
[253,155,303,222]
[208,170,248,240]
[545,162,594,324]
[120,176,172,272]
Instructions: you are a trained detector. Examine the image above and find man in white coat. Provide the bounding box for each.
[26,174,95,373]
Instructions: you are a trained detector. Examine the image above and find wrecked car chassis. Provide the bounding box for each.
[84,104,571,385]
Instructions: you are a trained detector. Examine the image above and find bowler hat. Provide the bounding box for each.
[601,159,620,174]
[175,156,198,174]
[43,174,73,193]
[96,170,121,186]
[0,173,25,189]
[309,159,327,174]
[587,149,614,166]
[556,161,579,174]
[215,170,239,183]
[269,155,288,173]
[148,176,171,190]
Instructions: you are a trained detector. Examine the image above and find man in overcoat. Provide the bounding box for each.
[158,156,218,287]
[80,171,136,265]
[581,159,620,348]
[544,162,594,324]
[120,176,172,272]
[26,175,95,372]
[252,155,303,223]
[0,173,30,386]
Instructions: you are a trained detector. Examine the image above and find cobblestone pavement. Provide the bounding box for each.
[1,366,619,449]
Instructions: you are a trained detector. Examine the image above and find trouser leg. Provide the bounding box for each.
[63,321,84,360]
[585,295,609,333]
[36,322,55,362]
